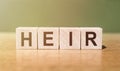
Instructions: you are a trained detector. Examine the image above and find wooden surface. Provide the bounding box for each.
[0,33,120,71]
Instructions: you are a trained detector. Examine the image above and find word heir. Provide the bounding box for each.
[16,27,102,50]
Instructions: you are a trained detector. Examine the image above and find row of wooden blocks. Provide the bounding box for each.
[16,27,102,50]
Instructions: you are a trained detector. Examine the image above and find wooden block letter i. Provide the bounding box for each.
[60,27,80,49]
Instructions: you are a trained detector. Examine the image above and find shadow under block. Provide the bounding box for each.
[60,27,80,49]
[38,27,59,49]
[16,27,38,49]
[81,27,102,49]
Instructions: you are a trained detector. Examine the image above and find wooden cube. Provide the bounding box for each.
[38,27,59,49]
[60,27,80,49]
[16,27,38,49]
[80,27,102,49]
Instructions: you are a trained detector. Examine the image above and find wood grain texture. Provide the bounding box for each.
[0,33,120,71]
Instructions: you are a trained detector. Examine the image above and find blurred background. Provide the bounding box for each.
[0,0,119,32]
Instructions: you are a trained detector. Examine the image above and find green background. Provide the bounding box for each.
[0,0,120,32]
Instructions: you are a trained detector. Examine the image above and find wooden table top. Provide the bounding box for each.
[0,33,120,71]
